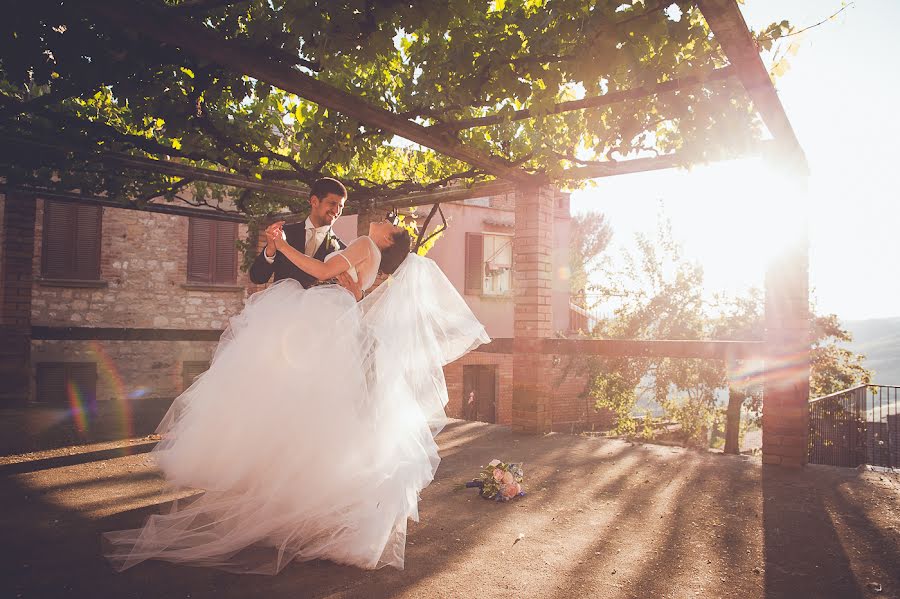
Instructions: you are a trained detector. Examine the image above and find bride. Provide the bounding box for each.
[104,216,490,574]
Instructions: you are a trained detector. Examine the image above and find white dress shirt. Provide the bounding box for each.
[264,218,332,264]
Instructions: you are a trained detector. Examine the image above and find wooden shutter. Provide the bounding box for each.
[42,202,102,280]
[464,233,483,294]
[188,218,237,284]
[68,363,98,404]
[182,361,210,390]
[213,222,238,284]
[36,363,67,404]
[36,362,97,405]
[188,218,214,282]
[42,201,75,278]
[73,204,102,279]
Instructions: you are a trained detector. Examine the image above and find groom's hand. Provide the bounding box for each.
[336,272,363,302]
[264,221,285,257]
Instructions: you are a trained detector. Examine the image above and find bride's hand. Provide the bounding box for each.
[270,221,286,249]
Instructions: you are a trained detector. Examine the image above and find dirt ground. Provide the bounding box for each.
[2,419,899,599]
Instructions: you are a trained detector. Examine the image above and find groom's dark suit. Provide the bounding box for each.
[248,221,346,287]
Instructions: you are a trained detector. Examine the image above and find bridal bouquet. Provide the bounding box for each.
[465,459,525,502]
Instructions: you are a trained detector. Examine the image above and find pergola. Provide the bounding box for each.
[2,0,810,466]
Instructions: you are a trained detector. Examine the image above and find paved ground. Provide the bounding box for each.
[2,419,899,599]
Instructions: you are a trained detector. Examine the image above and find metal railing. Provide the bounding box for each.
[808,384,900,468]
[568,294,612,334]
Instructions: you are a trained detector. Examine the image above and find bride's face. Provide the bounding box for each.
[369,220,403,245]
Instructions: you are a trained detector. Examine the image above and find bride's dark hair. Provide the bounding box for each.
[379,229,412,275]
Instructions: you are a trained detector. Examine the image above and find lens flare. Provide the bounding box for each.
[66,379,89,434]
[87,341,135,439]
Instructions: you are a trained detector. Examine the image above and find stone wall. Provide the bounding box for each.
[32,339,218,402]
[31,200,251,329]
[26,201,254,405]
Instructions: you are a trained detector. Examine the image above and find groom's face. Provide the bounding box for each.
[309,192,346,227]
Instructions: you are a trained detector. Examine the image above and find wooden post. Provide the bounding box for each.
[511,184,555,433]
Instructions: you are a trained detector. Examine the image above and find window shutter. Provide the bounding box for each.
[36,363,67,404]
[464,233,483,294]
[42,201,75,278]
[182,361,210,390]
[188,218,214,282]
[68,363,98,404]
[213,222,238,284]
[36,362,97,405]
[73,204,102,279]
[42,202,102,280]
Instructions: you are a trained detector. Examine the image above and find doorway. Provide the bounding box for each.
[462,364,497,423]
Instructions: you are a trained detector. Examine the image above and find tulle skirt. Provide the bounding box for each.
[104,268,488,574]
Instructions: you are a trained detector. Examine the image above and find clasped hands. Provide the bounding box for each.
[263,221,363,301]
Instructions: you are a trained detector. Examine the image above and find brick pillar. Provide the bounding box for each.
[0,193,36,402]
[356,201,379,238]
[511,184,554,434]
[762,170,810,467]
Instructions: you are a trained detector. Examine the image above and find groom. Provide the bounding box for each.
[249,177,361,299]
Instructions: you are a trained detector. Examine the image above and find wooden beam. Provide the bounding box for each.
[4,135,310,197]
[0,185,249,222]
[562,140,778,181]
[81,0,539,186]
[432,67,735,132]
[366,179,517,211]
[696,0,807,171]
[540,338,764,360]
[564,152,687,180]
[474,338,765,360]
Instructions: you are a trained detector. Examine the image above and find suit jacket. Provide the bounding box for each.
[248,222,346,288]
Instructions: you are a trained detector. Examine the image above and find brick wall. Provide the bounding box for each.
[444,352,613,431]
[1,194,36,401]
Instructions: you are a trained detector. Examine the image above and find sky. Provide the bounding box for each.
[571,0,900,321]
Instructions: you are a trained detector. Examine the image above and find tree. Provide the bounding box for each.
[590,217,710,436]
[1,0,792,219]
[589,216,873,449]
[809,313,872,397]
[569,211,613,300]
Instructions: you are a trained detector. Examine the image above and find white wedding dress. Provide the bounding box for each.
[104,236,490,574]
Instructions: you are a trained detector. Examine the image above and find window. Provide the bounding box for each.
[187,218,238,284]
[41,201,102,280]
[465,233,512,296]
[36,362,97,405]
[182,361,210,390]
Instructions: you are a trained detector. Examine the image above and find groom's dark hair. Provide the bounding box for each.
[379,229,412,275]
[309,177,347,200]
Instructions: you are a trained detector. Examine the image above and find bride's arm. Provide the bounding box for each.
[274,232,367,282]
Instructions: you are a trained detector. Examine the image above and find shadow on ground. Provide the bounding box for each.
[1,419,898,599]
[0,398,173,456]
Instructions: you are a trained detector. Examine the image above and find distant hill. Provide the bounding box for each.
[843,317,900,386]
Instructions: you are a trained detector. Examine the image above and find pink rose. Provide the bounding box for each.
[501,471,515,485]
[493,468,504,482]
[500,483,518,499]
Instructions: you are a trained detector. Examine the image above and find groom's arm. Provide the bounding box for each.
[248,247,276,284]
[248,222,283,284]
